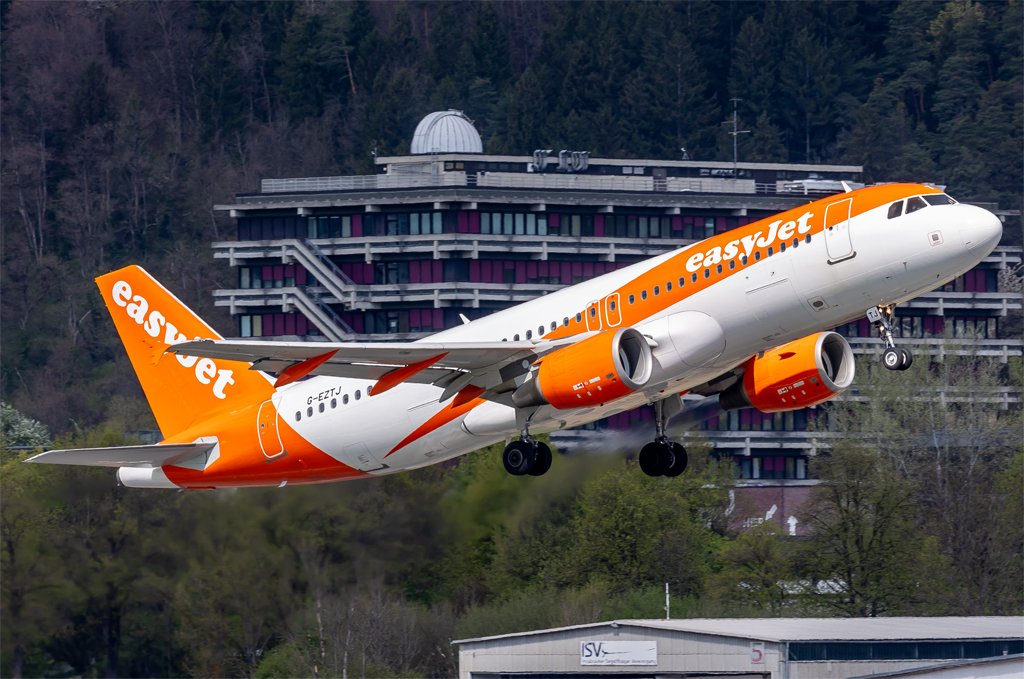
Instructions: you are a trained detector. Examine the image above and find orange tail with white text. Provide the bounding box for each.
[96,266,273,437]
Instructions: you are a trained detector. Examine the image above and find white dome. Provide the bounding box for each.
[410,110,483,154]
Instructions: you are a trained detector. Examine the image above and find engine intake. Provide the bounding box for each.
[720,331,855,413]
[512,328,653,410]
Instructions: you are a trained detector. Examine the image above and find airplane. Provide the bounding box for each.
[27,183,1002,489]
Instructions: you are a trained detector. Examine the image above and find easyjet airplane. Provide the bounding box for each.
[28,184,1002,488]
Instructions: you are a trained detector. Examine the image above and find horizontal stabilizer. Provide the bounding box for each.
[25,442,215,468]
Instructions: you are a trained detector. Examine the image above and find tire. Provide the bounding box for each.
[639,441,665,476]
[664,443,688,477]
[883,347,902,370]
[503,440,533,476]
[898,347,914,371]
[528,442,552,476]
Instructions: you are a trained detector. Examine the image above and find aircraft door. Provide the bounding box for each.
[257,400,286,460]
[823,198,855,263]
[604,293,622,327]
[584,300,603,332]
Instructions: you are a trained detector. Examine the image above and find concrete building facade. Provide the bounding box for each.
[453,617,1024,679]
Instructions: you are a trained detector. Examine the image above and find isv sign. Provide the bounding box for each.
[580,640,657,666]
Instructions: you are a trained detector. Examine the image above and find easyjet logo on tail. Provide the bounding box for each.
[685,211,815,272]
[111,280,235,399]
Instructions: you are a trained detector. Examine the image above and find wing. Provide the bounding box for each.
[25,442,215,468]
[168,336,595,403]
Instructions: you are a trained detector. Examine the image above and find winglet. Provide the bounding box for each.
[275,349,339,388]
[372,353,448,396]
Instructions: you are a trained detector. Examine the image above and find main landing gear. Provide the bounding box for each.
[638,399,688,477]
[867,304,913,371]
[502,427,552,477]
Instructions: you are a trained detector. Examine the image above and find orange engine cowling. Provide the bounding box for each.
[512,328,653,410]
[720,331,855,413]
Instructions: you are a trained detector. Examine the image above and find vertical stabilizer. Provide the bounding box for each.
[96,266,273,437]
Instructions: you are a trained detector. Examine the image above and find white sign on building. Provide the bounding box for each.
[750,641,766,664]
[580,640,657,666]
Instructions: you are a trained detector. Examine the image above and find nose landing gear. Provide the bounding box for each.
[868,304,913,371]
[638,399,688,477]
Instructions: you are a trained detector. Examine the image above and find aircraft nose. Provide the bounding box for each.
[962,205,1003,255]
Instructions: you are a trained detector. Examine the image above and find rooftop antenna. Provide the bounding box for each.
[664,582,670,620]
[726,98,750,181]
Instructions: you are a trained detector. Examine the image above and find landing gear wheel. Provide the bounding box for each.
[883,347,902,371]
[528,442,552,476]
[898,347,914,370]
[639,441,666,477]
[503,440,534,476]
[663,442,688,477]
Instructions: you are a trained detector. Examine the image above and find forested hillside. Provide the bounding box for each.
[1,2,1022,677]
[1,0,1021,431]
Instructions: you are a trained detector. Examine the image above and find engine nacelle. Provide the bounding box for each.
[512,328,653,410]
[720,331,855,413]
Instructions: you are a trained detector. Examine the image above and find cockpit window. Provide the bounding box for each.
[887,201,904,219]
[905,196,928,214]
[924,193,956,206]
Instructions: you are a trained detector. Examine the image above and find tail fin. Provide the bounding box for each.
[96,266,273,437]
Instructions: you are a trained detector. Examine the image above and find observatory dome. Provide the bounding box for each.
[410,110,483,154]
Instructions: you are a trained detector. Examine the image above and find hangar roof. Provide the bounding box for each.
[455,617,1024,645]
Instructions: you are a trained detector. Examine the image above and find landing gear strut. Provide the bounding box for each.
[867,304,913,371]
[502,424,552,477]
[638,400,687,477]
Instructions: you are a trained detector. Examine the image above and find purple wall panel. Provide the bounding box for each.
[457,211,468,233]
[470,261,480,279]
[352,214,363,237]
[469,212,480,233]
[594,214,605,237]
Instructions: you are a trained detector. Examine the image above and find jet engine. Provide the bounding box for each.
[512,328,653,409]
[720,331,855,413]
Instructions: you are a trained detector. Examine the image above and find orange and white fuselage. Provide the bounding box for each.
[28,184,1003,488]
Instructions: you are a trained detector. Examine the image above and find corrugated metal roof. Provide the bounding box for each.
[455,617,1024,646]
[410,110,483,154]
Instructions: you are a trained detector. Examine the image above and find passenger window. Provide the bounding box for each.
[716,264,723,274]
[295,412,301,422]
[550,321,557,331]
[767,247,774,257]
[514,333,520,341]
[355,390,361,400]
[538,325,544,336]
[704,269,710,279]
[307,407,313,417]
[691,273,698,283]
[641,290,648,300]
[653,285,660,296]
[343,394,349,404]
[755,251,762,261]
[589,307,597,317]
[887,201,904,219]
[666,281,672,292]
[741,256,748,265]
[678,277,685,287]
[780,242,786,253]
[576,313,583,323]
[793,238,799,248]
[609,300,617,310]
[331,398,337,408]
[629,294,635,304]
[906,196,928,214]
[319,403,325,413]
[805,234,811,243]
[563,317,570,327]
[526,330,532,339]
[729,260,736,269]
